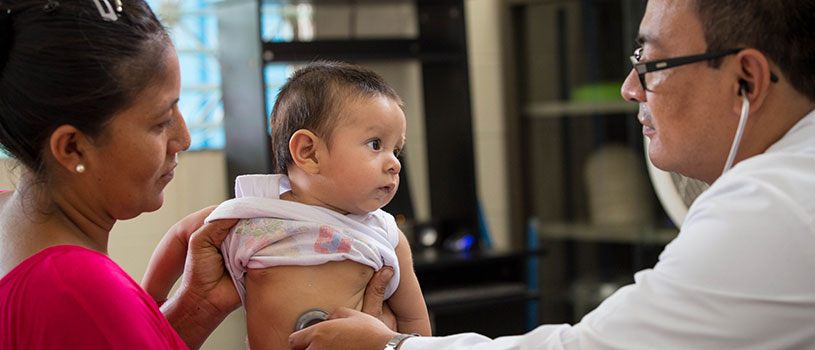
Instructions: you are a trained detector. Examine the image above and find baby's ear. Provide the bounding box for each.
[289,129,322,174]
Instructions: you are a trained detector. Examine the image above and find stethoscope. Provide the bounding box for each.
[722,81,751,174]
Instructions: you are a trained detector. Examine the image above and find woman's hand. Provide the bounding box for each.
[362,267,398,331]
[143,206,218,304]
[288,308,397,350]
[177,215,240,317]
[147,206,239,349]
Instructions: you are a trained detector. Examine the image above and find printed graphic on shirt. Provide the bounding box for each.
[315,225,353,254]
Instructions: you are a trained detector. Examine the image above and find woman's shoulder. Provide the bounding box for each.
[3,245,139,298]
[1,245,186,349]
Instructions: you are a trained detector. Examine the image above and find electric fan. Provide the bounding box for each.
[643,136,709,228]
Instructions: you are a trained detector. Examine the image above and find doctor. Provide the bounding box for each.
[289,0,815,349]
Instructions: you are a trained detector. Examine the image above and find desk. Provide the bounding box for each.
[413,247,544,337]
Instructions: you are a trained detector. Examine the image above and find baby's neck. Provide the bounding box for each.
[279,189,350,215]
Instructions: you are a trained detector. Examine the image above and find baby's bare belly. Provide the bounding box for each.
[244,260,375,350]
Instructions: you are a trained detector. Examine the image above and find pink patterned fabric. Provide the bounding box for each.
[0,245,187,349]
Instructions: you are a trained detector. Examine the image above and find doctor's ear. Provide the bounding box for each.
[733,49,773,114]
[289,129,322,174]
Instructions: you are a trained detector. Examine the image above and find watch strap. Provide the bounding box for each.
[384,333,418,350]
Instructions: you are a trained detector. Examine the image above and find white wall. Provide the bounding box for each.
[465,0,515,249]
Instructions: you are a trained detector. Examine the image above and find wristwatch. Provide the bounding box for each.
[384,333,418,350]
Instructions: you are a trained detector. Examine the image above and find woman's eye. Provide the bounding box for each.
[157,117,173,129]
[367,140,381,150]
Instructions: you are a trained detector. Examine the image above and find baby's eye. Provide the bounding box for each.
[367,139,381,150]
[393,148,402,158]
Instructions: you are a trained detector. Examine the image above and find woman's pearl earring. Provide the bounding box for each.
[75,164,85,173]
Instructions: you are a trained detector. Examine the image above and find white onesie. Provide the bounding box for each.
[205,174,401,306]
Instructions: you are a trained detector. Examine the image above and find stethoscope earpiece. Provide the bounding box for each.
[738,79,750,96]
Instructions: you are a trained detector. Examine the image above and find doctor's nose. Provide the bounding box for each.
[621,68,645,103]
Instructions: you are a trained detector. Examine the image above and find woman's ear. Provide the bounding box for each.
[49,124,87,174]
[289,129,322,174]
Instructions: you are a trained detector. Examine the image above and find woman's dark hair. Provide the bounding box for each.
[693,0,815,99]
[269,61,403,174]
[0,0,170,177]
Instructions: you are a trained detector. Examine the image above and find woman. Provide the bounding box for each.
[0,0,239,348]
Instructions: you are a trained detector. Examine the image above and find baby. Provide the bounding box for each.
[206,61,430,349]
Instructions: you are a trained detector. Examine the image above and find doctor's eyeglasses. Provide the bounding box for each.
[629,47,779,91]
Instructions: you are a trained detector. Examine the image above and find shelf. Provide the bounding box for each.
[423,282,535,312]
[539,222,678,245]
[524,100,638,118]
[261,39,464,63]
[262,0,416,5]
[413,247,544,271]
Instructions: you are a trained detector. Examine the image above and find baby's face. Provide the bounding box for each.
[314,95,406,215]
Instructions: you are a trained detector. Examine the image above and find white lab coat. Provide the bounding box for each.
[403,109,815,350]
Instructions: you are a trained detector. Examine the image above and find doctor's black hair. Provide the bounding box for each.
[693,0,815,99]
[0,0,170,179]
[269,61,403,174]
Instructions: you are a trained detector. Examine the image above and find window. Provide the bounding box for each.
[150,0,225,150]
[150,0,302,148]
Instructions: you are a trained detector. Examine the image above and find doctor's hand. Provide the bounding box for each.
[288,308,397,350]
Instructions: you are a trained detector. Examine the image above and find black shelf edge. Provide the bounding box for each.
[261,0,456,5]
[261,39,464,63]
[425,284,539,313]
[413,247,546,271]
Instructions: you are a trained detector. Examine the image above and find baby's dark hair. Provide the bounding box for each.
[270,61,403,174]
[0,0,170,179]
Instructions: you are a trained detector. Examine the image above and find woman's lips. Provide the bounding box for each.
[160,163,177,181]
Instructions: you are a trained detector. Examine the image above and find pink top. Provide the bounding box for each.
[0,245,187,349]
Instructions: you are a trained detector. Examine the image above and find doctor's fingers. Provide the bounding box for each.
[288,323,316,350]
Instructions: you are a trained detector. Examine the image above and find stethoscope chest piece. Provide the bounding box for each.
[294,308,329,331]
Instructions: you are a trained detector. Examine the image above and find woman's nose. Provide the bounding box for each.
[171,109,191,153]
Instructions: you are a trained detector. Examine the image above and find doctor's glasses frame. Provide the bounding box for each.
[628,47,779,92]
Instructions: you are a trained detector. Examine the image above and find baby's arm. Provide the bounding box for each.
[386,230,432,335]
